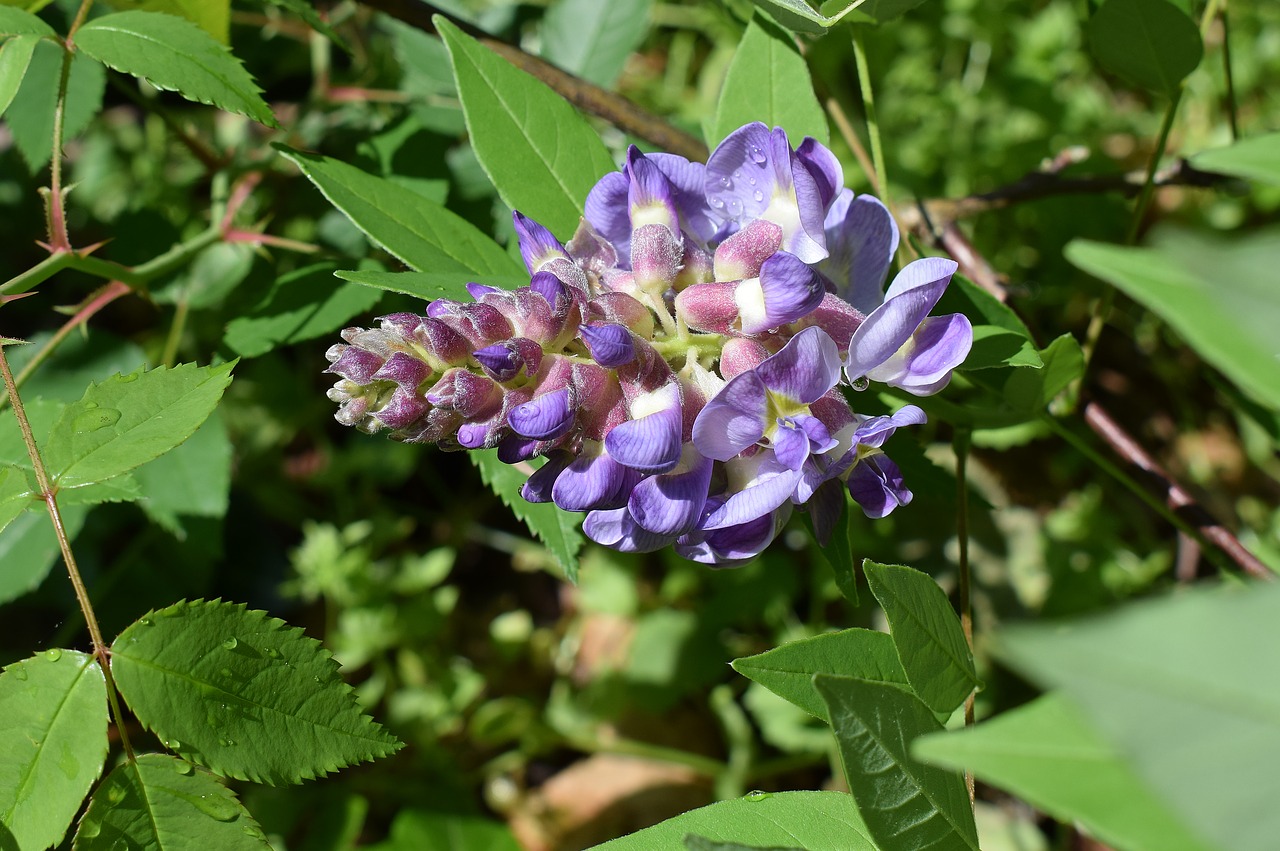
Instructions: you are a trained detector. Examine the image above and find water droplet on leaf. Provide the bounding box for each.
[176,760,193,775]
[138,617,152,626]
[117,371,139,383]
[851,376,870,391]
[71,407,121,433]
[45,649,62,662]
[218,737,236,747]
[193,793,239,822]
[78,819,101,839]
[219,668,233,678]
[263,648,281,660]
[13,664,28,681]
[107,784,126,804]
[745,790,771,801]
[221,637,238,651]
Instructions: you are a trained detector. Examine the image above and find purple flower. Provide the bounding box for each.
[820,189,899,315]
[845,258,974,396]
[825,405,927,519]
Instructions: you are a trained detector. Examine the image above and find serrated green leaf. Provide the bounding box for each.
[710,15,827,148]
[0,650,108,851]
[1001,333,1083,412]
[913,694,1214,851]
[591,791,879,850]
[815,675,978,851]
[108,0,231,43]
[6,40,105,171]
[1067,231,1280,410]
[74,753,271,850]
[1087,0,1202,97]
[0,464,33,535]
[58,473,142,506]
[365,808,521,851]
[335,269,528,302]
[74,10,277,125]
[133,412,231,536]
[1191,132,1280,187]
[437,16,617,236]
[471,449,583,583]
[731,628,907,721]
[0,34,39,118]
[541,0,652,88]
[0,6,54,36]
[223,264,384,358]
[744,0,923,32]
[0,503,87,605]
[277,147,520,278]
[44,361,235,489]
[111,599,402,785]
[864,561,980,714]
[996,582,1280,851]
[935,276,1042,371]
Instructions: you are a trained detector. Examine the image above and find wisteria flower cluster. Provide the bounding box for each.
[325,122,973,565]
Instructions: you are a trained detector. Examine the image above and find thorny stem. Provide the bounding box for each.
[953,428,976,806]
[45,49,75,252]
[0,345,134,759]
[850,28,890,211]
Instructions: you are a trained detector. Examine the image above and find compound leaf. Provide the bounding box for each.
[110,599,402,785]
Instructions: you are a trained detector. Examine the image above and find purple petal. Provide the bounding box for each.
[755,251,824,331]
[580,323,636,368]
[325,346,385,383]
[627,451,713,536]
[701,457,802,530]
[585,170,633,264]
[705,122,776,225]
[371,351,432,389]
[795,137,843,210]
[852,405,927,449]
[552,450,638,512]
[474,343,525,382]
[807,479,846,545]
[847,454,912,519]
[583,508,674,553]
[679,503,791,564]
[521,451,573,503]
[508,388,574,440]
[650,153,718,246]
[513,211,567,273]
[529,271,570,310]
[605,385,683,473]
[846,257,958,381]
[466,282,501,300]
[874,313,973,395]
[822,192,900,314]
[755,327,843,405]
[772,421,811,470]
[627,147,679,234]
[497,433,541,463]
[692,370,769,461]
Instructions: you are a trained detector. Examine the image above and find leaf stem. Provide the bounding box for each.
[68,0,96,38]
[0,344,135,759]
[1124,90,1183,247]
[953,427,975,806]
[850,28,889,204]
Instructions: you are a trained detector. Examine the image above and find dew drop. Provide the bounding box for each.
[710,198,724,209]
[748,176,757,186]
[167,738,182,750]
[221,637,238,651]
[220,668,233,678]
[13,664,28,681]
[193,793,239,822]
[218,737,236,747]
[138,617,152,626]
[242,825,265,838]
[850,376,870,391]
[71,407,121,433]
[107,784,126,804]
[752,190,764,202]
[263,648,281,660]
[78,819,102,839]
[176,760,194,776]
[117,371,139,383]
[83,401,99,410]
[718,176,732,189]
[749,145,767,164]
[45,648,62,662]
[745,790,771,802]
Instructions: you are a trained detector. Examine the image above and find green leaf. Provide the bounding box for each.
[815,675,978,850]
[335,269,528,302]
[0,34,39,118]
[262,0,350,52]
[0,465,33,536]
[0,650,108,851]
[731,628,908,721]
[437,16,618,236]
[743,0,925,32]
[223,264,385,359]
[1087,0,1202,97]
[152,242,255,309]
[74,10,277,125]
[0,503,87,605]
[996,582,1280,851]
[108,0,232,43]
[111,599,402,785]
[541,0,652,88]
[133,412,231,536]
[591,791,879,850]
[1191,132,1280,186]
[1000,333,1083,412]
[1066,231,1280,410]
[364,808,522,851]
[471,449,583,583]
[710,15,827,148]
[6,40,105,171]
[863,561,980,714]
[684,837,802,851]
[44,361,235,489]
[0,6,54,36]
[277,147,520,278]
[913,694,1214,851]
[935,276,1042,371]
[74,753,271,850]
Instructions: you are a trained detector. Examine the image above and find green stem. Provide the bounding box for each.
[161,298,190,368]
[851,27,889,201]
[1125,89,1183,246]
[1220,5,1239,140]
[0,345,134,759]
[953,428,975,806]
[711,684,753,799]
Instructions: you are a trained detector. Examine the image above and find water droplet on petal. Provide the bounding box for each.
[193,793,239,822]
[45,649,62,662]
[752,190,764,202]
[749,145,767,164]
[78,819,102,839]
[745,790,771,801]
[719,176,731,189]
[748,176,757,186]
[72,407,121,433]
[851,376,870,391]
[710,198,724,209]
[221,637,238,651]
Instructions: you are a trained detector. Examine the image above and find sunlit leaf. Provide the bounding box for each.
[936,276,1042,371]
[542,0,652,88]
[0,650,108,851]
[0,6,54,36]
[1087,0,1202,97]
[0,34,39,118]
[74,753,271,850]
[816,675,978,850]
[75,10,277,125]
[111,600,402,785]
[6,40,105,170]
[437,16,617,236]
[108,0,231,43]
[1001,333,1083,412]
[1191,132,1280,186]
[335,269,528,303]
